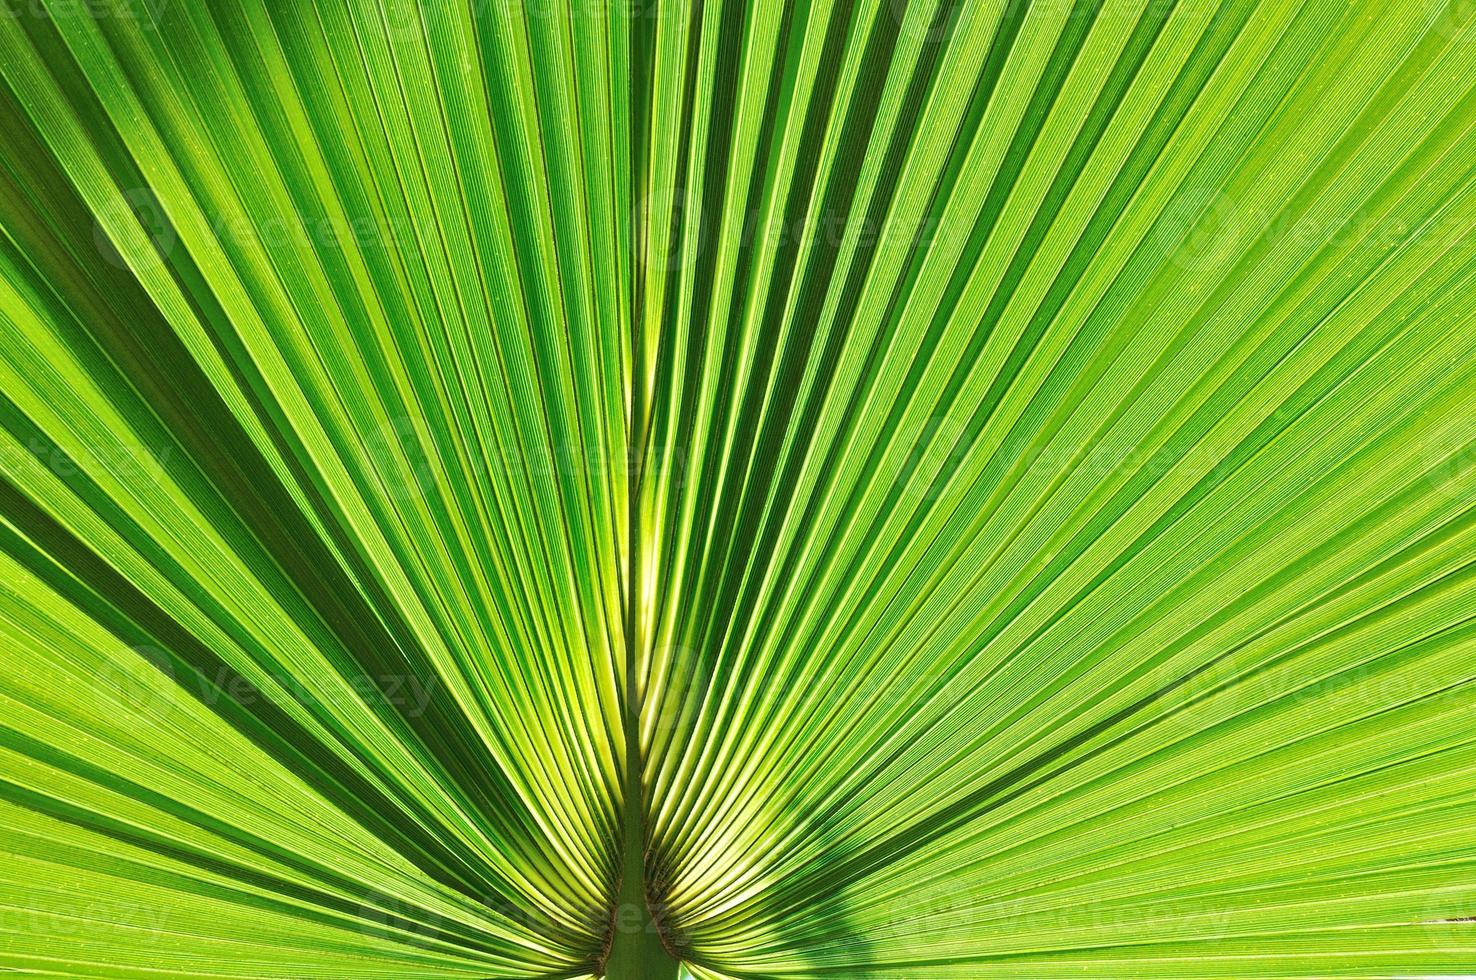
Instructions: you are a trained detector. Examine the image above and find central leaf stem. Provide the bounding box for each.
[603,328,680,979]
[601,726,679,979]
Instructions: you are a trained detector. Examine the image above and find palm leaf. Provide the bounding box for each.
[2,0,1475,977]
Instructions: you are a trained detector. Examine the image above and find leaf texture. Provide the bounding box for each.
[2,0,1476,977]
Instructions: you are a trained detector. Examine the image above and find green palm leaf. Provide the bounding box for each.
[2,0,1475,977]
